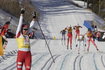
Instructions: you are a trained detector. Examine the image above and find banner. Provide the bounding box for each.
[83,20,95,31]
[0,36,4,56]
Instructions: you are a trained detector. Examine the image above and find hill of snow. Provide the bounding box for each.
[0,0,105,70]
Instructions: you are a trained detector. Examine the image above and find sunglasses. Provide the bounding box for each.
[23,28,28,31]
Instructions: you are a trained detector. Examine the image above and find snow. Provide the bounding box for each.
[71,0,87,8]
[0,9,18,33]
[0,0,105,70]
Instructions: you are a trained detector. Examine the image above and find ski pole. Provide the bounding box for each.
[36,19,55,63]
[34,13,55,63]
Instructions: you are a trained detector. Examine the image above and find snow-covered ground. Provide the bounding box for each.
[71,0,87,8]
[0,9,18,33]
[0,0,105,70]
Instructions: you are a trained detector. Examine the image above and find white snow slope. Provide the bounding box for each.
[0,0,105,70]
[0,9,18,33]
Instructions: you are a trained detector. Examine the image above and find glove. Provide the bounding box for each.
[21,8,25,14]
[32,11,37,18]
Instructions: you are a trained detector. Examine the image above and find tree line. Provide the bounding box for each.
[80,0,105,20]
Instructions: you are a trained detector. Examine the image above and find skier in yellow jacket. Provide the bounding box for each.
[16,8,36,70]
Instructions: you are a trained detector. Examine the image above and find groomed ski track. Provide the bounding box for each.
[0,0,105,70]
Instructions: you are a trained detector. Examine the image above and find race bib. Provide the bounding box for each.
[24,35,30,45]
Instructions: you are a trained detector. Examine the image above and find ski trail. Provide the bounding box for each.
[0,50,17,70]
[1,56,16,70]
[49,52,72,70]
[41,55,60,70]
[73,55,83,70]
[47,55,60,70]
[94,53,105,70]
[9,66,16,70]
[59,52,72,70]
[80,54,88,70]
[58,52,72,70]
[93,53,99,70]
[79,56,83,70]
[101,55,105,67]
[32,53,54,70]
[0,50,17,63]
[41,55,56,70]
[3,62,16,70]
[81,53,97,70]
[32,53,49,66]
[73,55,80,70]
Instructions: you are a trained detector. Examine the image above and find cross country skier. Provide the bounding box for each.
[60,28,66,45]
[76,34,86,54]
[0,21,11,49]
[73,24,82,41]
[0,25,8,50]
[85,29,99,52]
[66,26,72,50]
[95,31,101,40]
[16,8,36,70]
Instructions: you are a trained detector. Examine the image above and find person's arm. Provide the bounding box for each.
[30,18,35,28]
[28,12,37,33]
[1,27,7,36]
[2,35,8,49]
[30,11,37,29]
[83,32,87,37]
[1,21,11,36]
[2,36,8,42]
[28,18,36,34]
[16,14,23,38]
[16,8,25,38]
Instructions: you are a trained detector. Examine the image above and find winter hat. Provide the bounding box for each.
[5,21,10,24]
[22,24,29,29]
